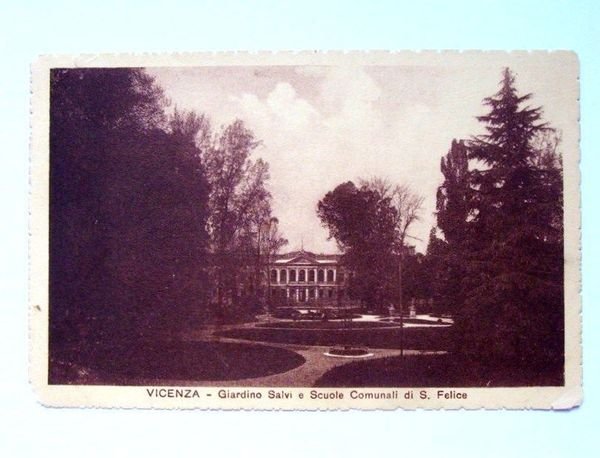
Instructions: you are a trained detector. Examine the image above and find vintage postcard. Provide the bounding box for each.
[30,51,581,409]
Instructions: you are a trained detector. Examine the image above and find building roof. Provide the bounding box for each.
[273,249,341,266]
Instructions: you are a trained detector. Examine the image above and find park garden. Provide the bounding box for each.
[49,66,564,388]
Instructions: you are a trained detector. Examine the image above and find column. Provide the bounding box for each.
[333,269,337,283]
[286,288,290,298]
[305,268,308,283]
[276,269,280,284]
[314,268,318,284]
[295,268,299,282]
[305,287,309,302]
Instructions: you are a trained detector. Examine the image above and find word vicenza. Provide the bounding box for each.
[146,388,201,398]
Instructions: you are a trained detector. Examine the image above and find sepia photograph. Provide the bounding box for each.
[3,1,598,456]
[30,52,580,408]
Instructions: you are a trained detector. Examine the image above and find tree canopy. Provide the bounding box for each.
[50,68,209,348]
[317,180,422,310]
[433,68,564,366]
[199,119,280,311]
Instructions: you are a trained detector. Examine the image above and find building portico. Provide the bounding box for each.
[268,250,347,305]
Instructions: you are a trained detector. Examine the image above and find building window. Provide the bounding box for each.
[309,288,315,299]
[308,270,315,282]
[328,289,333,298]
[319,289,324,298]
[290,270,296,282]
[280,269,287,283]
[271,269,277,283]
[317,269,324,282]
[299,270,306,282]
[327,270,334,282]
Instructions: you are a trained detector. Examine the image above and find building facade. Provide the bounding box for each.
[268,250,349,305]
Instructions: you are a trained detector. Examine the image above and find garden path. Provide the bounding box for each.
[180,323,445,387]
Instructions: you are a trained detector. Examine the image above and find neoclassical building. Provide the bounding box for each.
[268,250,349,305]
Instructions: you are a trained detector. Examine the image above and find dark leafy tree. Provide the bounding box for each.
[361,178,424,248]
[317,181,399,311]
[402,253,429,302]
[431,140,471,316]
[201,119,279,315]
[49,69,211,377]
[423,228,452,315]
[436,139,470,246]
[360,178,424,312]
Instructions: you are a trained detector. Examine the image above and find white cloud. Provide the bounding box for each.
[228,67,432,253]
[150,57,577,254]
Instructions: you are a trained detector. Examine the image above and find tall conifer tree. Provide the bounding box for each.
[440,69,564,369]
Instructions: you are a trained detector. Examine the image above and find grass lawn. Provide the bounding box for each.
[380,317,450,325]
[49,340,306,385]
[314,354,564,387]
[255,321,402,330]
[217,326,450,350]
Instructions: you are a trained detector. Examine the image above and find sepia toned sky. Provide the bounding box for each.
[148,54,578,253]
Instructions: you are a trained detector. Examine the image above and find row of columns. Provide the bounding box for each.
[275,287,338,301]
[272,268,336,284]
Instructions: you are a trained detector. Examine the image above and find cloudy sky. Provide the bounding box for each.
[148,54,577,253]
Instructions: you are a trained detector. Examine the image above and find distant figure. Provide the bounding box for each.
[409,304,417,318]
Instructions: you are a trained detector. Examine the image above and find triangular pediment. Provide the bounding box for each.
[287,254,316,264]
[273,250,339,265]
[276,253,317,265]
